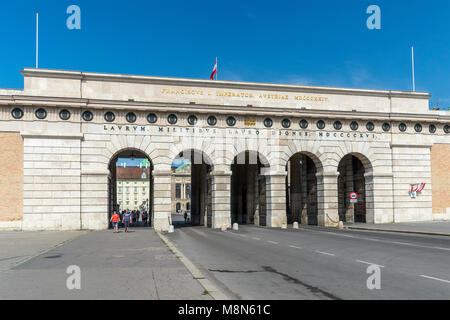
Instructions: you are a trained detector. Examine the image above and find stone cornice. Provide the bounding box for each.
[1,95,449,123]
[20,132,84,140]
[390,143,433,148]
[21,68,431,99]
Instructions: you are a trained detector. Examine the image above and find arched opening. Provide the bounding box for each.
[230,151,269,226]
[171,149,213,228]
[108,149,153,229]
[338,154,373,224]
[286,153,319,226]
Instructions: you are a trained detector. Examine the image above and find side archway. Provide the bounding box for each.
[337,152,374,223]
[107,148,154,228]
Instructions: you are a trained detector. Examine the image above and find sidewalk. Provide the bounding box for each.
[346,221,450,237]
[0,228,214,300]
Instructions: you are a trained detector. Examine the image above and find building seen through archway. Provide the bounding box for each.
[171,150,213,228]
[108,149,153,228]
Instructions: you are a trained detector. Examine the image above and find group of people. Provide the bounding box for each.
[110,209,151,233]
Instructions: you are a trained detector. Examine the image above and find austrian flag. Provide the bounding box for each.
[210,58,217,80]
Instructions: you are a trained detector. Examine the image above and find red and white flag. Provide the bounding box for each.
[210,58,217,80]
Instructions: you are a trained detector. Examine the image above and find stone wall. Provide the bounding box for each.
[0,133,23,226]
[431,144,450,219]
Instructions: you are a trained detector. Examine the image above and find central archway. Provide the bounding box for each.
[286,152,320,226]
[171,149,214,228]
[230,151,270,226]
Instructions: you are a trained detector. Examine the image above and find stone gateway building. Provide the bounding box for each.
[0,69,449,231]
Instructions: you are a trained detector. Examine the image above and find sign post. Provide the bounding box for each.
[350,192,358,204]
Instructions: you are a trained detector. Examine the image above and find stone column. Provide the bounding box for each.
[318,171,339,227]
[345,157,354,223]
[300,155,308,225]
[211,167,232,229]
[264,170,287,228]
[152,170,172,232]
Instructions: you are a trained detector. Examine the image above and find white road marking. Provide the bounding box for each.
[315,251,335,257]
[299,228,450,252]
[252,237,261,240]
[356,260,385,268]
[267,241,278,245]
[288,245,302,249]
[420,275,450,284]
[239,234,247,238]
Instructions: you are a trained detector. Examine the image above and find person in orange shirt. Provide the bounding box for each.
[110,211,120,233]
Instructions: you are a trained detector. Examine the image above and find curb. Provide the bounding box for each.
[156,231,229,300]
[346,226,450,237]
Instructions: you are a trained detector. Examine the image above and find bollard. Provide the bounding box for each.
[168,225,174,233]
[281,223,287,229]
[233,223,239,231]
[338,221,344,230]
[293,222,299,229]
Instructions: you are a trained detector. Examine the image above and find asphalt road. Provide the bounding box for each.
[167,219,450,300]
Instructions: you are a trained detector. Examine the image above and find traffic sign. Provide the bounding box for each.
[350,192,358,200]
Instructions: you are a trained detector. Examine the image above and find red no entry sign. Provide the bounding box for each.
[350,192,358,200]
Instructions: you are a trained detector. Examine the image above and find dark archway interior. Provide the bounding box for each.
[338,155,366,223]
[108,149,153,228]
[231,151,267,226]
[174,150,213,228]
[286,153,318,226]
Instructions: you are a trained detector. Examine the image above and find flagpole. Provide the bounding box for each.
[411,46,415,92]
[36,12,39,69]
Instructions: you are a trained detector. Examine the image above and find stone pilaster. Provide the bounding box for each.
[265,171,287,228]
[211,168,232,229]
[318,172,339,227]
[152,170,172,232]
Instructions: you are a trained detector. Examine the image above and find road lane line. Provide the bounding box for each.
[356,260,385,268]
[420,275,450,284]
[316,251,335,257]
[296,228,450,252]
[288,245,302,249]
[267,241,278,245]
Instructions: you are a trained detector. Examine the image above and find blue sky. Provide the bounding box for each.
[1,0,449,108]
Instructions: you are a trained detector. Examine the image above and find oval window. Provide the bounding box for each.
[167,114,178,125]
[282,119,291,129]
[207,116,217,126]
[299,119,308,129]
[317,120,325,130]
[104,111,115,123]
[333,121,342,130]
[11,108,24,119]
[35,108,47,120]
[147,113,157,124]
[59,109,71,121]
[226,116,236,127]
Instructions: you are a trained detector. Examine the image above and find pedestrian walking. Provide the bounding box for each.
[110,211,120,233]
[142,211,148,227]
[123,210,132,232]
